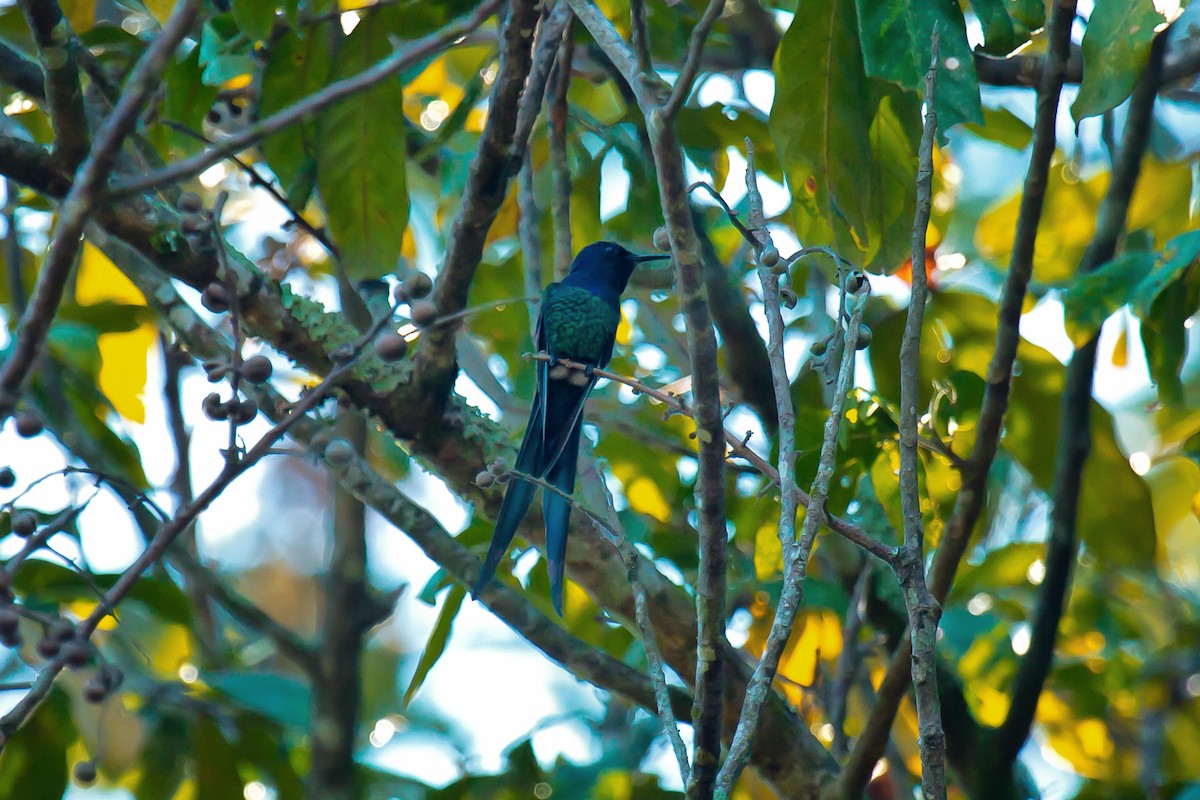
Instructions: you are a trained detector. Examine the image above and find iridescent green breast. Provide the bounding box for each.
[541,283,621,366]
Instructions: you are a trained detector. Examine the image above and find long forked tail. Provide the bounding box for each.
[471,398,543,601]
[543,417,584,616]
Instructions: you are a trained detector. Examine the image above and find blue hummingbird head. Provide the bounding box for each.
[566,241,670,294]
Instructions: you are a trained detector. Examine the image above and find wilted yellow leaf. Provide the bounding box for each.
[98,324,156,424]
[76,243,145,306]
[142,0,176,24]
[753,524,782,580]
[626,476,670,522]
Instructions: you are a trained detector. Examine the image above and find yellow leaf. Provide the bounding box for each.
[98,324,156,424]
[142,0,176,24]
[753,524,782,580]
[76,243,146,306]
[626,476,670,522]
[60,0,95,31]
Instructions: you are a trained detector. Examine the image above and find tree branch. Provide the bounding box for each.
[407,0,539,428]
[0,38,48,100]
[18,0,88,167]
[549,18,574,277]
[663,0,726,120]
[896,35,945,800]
[992,29,1166,769]
[835,4,1079,794]
[714,257,866,798]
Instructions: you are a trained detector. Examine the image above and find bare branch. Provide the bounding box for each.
[18,0,88,167]
[549,20,574,277]
[664,0,726,119]
[896,34,946,800]
[994,29,1167,769]
[714,269,867,798]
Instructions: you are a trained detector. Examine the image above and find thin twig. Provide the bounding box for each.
[663,0,726,120]
[18,0,88,168]
[896,32,946,800]
[993,28,1166,770]
[836,4,1080,794]
[517,153,543,337]
[549,19,574,278]
[714,270,867,798]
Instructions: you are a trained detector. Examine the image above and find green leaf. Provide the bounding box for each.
[12,561,194,625]
[261,28,330,191]
[206,671,312,728]
[159,45,219,158]
[417,568,452,604]
[869,291,1156,566]
[964,106,1034,150]
[968,0,1039,56]
[853,0,982,132]
[864,82,920,272]
[195,717,245,798]
[1061,250,1155,344]
[0,690,70,800]
[234,0,276,42]
[315,10,409,279]
[1071,0,1164,123]
[771,0,873,260]
[404,583,466,707]
[199,16,254,86]
[1132,230,1200,314]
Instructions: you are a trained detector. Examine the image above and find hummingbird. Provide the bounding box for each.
[472,241,670,615]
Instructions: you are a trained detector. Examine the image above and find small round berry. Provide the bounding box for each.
[178,191,203,212]
[51,620,75,641]
[240,355,273,384]
[179,212,208,233]
[855,324,873,350]
[202,392,228,422]
[36,636,61,659]
[14,410,43,438]
[202,359,229,382]
[11,510,36,537]
[201,282,230,313]
[73,760,97,785]
[83,677,108,704]
[0,467,14,488]
[487,459,507,477]
[846,272,868,295]
[769,260,789,276]
[475,471,495,488]
[61,640,90,669]
[373,332,409,362]
[0,627,20,648]
[408,300,438,328]
[653,227,671,252]
[401,272,433,301]
[323,438,355,467]
[810,339,828,357]
[229,398,258,425]
[0,608,19,635]
[759,245,780,268]
[101,664,124,690]
[391,283,409,305]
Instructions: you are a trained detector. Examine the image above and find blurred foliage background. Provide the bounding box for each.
[0,0,1198,798]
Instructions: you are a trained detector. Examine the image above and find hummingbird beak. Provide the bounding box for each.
[633,253,672,263]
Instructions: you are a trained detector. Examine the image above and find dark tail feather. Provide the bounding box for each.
[472,397,543,601]
[543,418,583,616]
